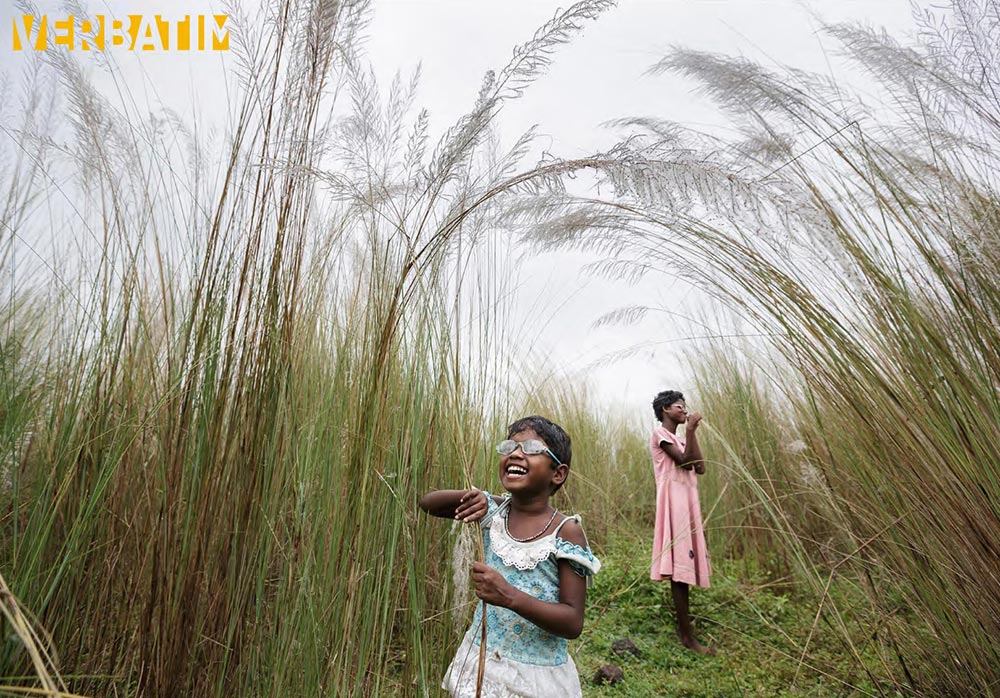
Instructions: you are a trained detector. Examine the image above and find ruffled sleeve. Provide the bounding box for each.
[555,537,602,578]
[553,515,602,585]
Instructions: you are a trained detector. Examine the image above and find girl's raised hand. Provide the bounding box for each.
[454,489,488,523]
[687,412,703,430]
[472,561,515,607]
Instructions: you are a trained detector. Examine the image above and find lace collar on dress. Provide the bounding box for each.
[486,499,575,571]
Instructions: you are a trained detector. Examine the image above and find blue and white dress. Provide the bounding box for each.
[443,494,602,698]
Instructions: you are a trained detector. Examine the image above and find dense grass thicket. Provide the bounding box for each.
[519,0,1000,694]
[0,1,636,695]
[3,0,999,696]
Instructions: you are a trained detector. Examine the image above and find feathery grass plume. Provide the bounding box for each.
[450,521,476,635]
[592,304,652,328]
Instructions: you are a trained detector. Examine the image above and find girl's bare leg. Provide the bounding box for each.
[671,580,715,655]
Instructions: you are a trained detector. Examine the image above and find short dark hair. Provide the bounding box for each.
[652,390,685,421]
[507,415,572,492]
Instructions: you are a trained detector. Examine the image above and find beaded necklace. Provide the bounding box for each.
[504,506,558,543]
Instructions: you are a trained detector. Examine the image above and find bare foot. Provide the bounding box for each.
[679,636,717,656]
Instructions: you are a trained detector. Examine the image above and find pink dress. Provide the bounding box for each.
[649,424,710,587]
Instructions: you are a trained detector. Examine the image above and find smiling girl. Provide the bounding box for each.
[419,415,601,697]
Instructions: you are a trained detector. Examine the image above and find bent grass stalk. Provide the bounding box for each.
[0,573,70,697]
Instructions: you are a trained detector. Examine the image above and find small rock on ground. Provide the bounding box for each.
[611,638,641,658]
[593,664,624,685]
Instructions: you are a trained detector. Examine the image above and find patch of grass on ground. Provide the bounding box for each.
[576,532,889,697]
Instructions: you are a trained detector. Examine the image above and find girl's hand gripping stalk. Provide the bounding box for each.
[455,489,488,523]
[471,562,515,607]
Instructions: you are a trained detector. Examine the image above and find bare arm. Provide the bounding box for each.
[661,413,706,474]
[471,518,588,639]
[419,489,490,522]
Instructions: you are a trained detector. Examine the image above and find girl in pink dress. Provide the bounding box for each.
[649,390,714,654]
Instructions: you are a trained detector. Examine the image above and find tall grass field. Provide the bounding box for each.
[2,0,998,696]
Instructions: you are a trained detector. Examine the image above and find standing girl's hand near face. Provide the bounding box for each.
[686,412,702,430]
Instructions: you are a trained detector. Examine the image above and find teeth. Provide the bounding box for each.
[507,466,527,475]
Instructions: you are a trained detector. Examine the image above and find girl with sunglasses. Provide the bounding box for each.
[419,415,601,698]
[649,390,714,654]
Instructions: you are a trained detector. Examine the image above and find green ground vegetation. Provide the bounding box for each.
[576,531,906,698]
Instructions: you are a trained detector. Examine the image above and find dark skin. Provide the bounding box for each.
[658,399,715,655]
[419,428,588,639]
[659,399,705,474]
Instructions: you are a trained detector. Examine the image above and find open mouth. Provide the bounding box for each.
[505,464,528,479]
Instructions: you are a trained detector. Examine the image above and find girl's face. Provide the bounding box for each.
[663,400,688,424]
[498,428,566,495]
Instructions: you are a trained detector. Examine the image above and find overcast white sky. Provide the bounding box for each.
[1,0,921,415]
[367,0,920,415]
